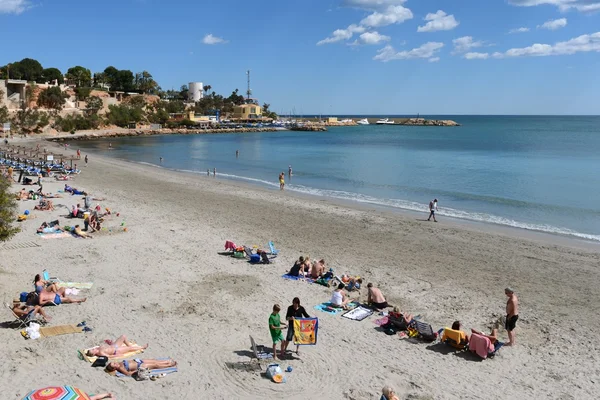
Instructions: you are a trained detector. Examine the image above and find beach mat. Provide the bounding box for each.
[38,232,73,239]
[341,306,374,321]
[115,366,178,378]
[282,274,315,284]
[57,282,94,289]
[313,302,358,315]
[78,346,144,363]
[39,324,83,338]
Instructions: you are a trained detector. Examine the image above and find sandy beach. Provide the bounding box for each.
[1,138,599,400]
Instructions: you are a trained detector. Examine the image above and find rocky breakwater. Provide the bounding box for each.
[48,127,280,141]
[290,124,328,132]
[399,118,460,127]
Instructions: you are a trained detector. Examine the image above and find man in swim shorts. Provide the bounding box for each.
[367,283,390,310]
[505,287,519,346]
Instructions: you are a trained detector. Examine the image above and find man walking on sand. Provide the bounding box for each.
[505,287,519,346]
[427,198,438,222]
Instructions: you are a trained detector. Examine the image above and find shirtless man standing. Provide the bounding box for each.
[505,287,519,346]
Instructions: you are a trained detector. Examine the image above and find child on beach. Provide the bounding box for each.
[269,304,286,359]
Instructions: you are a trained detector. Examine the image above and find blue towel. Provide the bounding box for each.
[282,274,315,283]
[313,302,358,314]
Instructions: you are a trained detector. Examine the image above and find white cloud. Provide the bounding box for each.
[428,57,440,62]
[360,5,413,27]
[452,36,484,54]
[342,0,407,10]
[417,10,459,33]
[508,0,600,12]
[202,34,228,45]
[0,0,29,14]
[351,31,391,45]
[464,52,490,60]
[538,18,567,30]
[509,27,530,34]
[317,24,365,45]
[493,31,600,58]
[374,42,444,62]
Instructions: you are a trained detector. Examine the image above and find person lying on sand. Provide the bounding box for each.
[12,299,51,322]
[367,283,390,310]
[36,221,62,234]
[73,225,93,239]
[87,335,149,358]
[471,326,499,344]
[105,358,177,376]
[19,188,28,200]
[331,283,352,309]
[37,289,87,306]
[34,198,54,211]
[89,393,115,400]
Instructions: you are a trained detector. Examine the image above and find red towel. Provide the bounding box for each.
[469,333,494,359]
[224,241,237,251]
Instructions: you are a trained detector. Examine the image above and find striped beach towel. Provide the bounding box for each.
[115,366,178,378]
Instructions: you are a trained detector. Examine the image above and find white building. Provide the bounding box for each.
[188,82,204,102]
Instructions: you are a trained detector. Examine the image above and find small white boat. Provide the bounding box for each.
[375,118,394,125]
[357,118,370,125]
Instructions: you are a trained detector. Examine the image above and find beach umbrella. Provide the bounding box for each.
[22,386,91,400]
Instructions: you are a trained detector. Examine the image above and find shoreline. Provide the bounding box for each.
[2,138,599,399]
[66,142,600,249]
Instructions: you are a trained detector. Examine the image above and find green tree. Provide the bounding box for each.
[12,109,50,133]
[0,176,19,242]
[116,70,135,92]
[179,85,189,101]
[93,72,107,88]
[75,87,92,100]
[106,104,144,127]
[86,96,103,114]
[0,106,9,123]
[66,66,92,87]
[103,66,119,89]
[41,68,64,84]
[13,58,44,81]
[37,87,67,110]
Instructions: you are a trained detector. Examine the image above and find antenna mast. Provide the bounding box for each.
[246,70,251,101]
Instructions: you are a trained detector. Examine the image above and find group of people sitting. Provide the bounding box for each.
[86,335,177,378]
[12,273,88,325]
[288,256,328,279]
[329,281,390,310]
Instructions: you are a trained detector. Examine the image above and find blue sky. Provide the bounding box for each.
[1,0,599,115]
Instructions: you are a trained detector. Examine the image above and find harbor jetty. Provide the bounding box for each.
[290,124,328,132]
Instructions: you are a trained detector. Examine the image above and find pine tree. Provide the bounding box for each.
[0,176,19,241]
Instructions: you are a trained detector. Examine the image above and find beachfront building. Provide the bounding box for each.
[188,82,204,102]
[232,103,262,120]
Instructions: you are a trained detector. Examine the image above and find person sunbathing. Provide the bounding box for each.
[19,188,28,200]
[34,198,54,211]
[444,321,470,345]
[36,222,63,234]
[87,335,149,358]
[471,327,499,343]
[105,358,177,376]
[388,306,414,330]
[381,386,400,400]
[88,394,115,400]
[73,225,93,239]
[12,299,51,322]
[37,289,87,306]
[330,283,352,309]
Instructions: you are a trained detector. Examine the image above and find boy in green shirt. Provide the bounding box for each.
[269,304,286,359]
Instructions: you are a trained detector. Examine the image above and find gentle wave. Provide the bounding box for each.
[209,171,600,242]
[128,162,600,243]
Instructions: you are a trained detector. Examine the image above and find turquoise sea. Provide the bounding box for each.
[73,116,600,242]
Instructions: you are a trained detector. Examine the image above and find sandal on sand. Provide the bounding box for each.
[82,327,92,332]
[77,321,86,327]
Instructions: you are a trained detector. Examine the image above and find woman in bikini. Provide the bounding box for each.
[87,335,148,358]
[105,358,177,376]
[33,274,65,296]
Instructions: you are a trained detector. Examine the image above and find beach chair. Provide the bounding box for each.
[249,335,273,367]
[413,320,437,342]
[468,333,504,359]
[440,328,469,350]
[268,241,279,256]
[5,303,38,328]
[43,269,61,283]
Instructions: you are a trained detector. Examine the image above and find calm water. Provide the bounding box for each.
[73,116,600,242]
